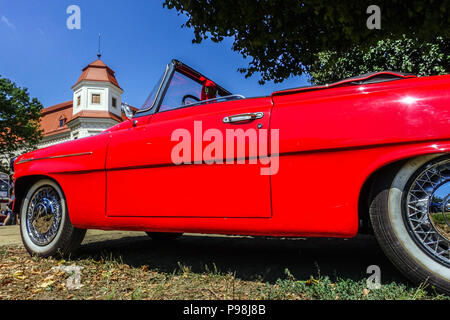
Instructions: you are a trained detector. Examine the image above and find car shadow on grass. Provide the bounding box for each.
[74,233,410,286]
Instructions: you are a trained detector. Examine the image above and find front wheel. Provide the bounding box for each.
[20,179,86,257]
[370,155,450,295]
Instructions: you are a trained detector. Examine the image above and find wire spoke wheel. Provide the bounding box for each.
[26,186,63,246]
[370,155,450,295]
[20,179,86,257]
[405,159,450,266]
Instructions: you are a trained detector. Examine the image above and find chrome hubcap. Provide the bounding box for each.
[26,186,62,246]
[405,159,450,266]
[429,184,450,241]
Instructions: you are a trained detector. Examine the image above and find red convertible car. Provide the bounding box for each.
[11,60,450,294]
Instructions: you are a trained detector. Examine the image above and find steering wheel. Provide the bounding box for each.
[182,94,201,105]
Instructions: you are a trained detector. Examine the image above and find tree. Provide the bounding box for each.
[163,0,450,84]
[0,76,43,173]
[308,36,450,85]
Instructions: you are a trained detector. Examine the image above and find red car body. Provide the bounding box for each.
[12,64,450,239]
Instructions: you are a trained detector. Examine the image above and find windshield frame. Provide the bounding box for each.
[134,63,173,118]
[134,59,232,118]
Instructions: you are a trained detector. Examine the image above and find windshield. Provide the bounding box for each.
[137,60,233,114]
[140,67,167,110]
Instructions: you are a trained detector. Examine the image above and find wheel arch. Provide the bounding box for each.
[13,175,64,215]
[357,149,449,234]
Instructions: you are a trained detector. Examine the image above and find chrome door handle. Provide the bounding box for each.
[223,112,264,123]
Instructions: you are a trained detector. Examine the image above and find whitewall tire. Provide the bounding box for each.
[370,154,450,295]
[20,179,86,257]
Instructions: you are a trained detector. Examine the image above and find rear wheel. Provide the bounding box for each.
[20,179,86,257]
[370,155,450,295]
[145,232,183,241]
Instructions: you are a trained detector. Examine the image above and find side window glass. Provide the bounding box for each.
[159,71,202,112]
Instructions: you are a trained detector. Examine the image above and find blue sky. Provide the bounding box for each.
[0,0,309,108]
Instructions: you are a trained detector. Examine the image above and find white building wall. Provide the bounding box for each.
[72,81,123,118]
[39,132,72,149]
[68,117,119,140]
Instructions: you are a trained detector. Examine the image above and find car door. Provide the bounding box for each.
[105,95,273,218]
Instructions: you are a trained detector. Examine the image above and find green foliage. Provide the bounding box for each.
[163,1,450,84]
[308,36,450,85]
[264,272,449,300]
[0,76,43,173]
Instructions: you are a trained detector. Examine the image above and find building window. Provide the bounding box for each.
[112,97,117,108]
[59,117,66,127]
[77,95,81,107]
[92,94,101,104]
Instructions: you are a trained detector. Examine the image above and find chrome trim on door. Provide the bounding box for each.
[16,152,93,164]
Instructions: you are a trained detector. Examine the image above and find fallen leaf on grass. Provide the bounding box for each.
[38,275,57,288]
[363,288,370,296]
[43,275,55,281]
[40,280,56,288]
[13,271,26,280]
[32,288,44,294]
[30,269,42,275]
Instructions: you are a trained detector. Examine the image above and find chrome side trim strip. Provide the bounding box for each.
[17,152,93,164]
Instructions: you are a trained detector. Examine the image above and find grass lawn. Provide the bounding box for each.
[0,245,448,300]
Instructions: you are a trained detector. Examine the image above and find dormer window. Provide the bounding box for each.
[92,94,101,104]
[59,116,66,127]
